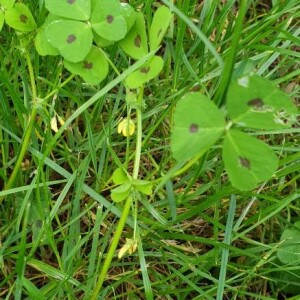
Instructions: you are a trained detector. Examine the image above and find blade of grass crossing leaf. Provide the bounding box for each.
[137,231,153,300]
[217,194,236,300]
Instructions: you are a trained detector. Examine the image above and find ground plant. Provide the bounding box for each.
[0,0,299,299]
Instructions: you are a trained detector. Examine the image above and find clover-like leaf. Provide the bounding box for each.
[133,179,153,195]
[119,12,148,60]
[149,5,172,51]
[223,129,278,191]
[125,55,164,89]
[277,221,300,265]
[0,11,4,31]
[112,168,129,185]
[93,32,113,48]
[35,15,60,56]
[227,74,297,129]
[46,20,93,63]
[64,46,109,85]
[4,3,36,32]
[171,93,225,162]
[111,182,131,202]
[120,2,137,32]
[45,0,91,21]
[91,0,127,41]
[0,0,15,9]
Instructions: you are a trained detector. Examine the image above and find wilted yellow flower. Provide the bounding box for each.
[118,118,135,137]
[118,238,138,259]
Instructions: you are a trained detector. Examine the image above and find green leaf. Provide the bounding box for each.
[125,55,164,89]
[277,221,300,265]
[222,129,278,191]
[93,31,113,48]
[91,0,127,41]
[45,0,91,21]
[0,11,4,32]
[120,2,137,32]
[149,5,172,51]
[133,179,153,195]
[227,74,297,129]
[46,20,93,63]
[0,0,15,9]
[4,3,36,32]
[34,15,60,56]
[64,46,109,85]
[111,182,131,202]
[119,12,148,60]
[112,168,129,185]
[171,93,225,162]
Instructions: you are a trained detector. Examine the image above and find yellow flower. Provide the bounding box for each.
[118,118,135,137]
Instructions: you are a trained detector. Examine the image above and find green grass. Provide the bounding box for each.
[1,0,300,299]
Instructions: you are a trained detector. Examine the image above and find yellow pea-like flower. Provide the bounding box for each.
[118,118,135,137]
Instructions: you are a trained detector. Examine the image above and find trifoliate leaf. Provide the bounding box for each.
[111,182,131,202]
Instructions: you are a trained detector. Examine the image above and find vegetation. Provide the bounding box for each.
[0,0,299,299]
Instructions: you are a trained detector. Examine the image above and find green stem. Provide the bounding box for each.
[214,0,248,107]
[132,87,144,180]
[90,87,144,299]
[90,195,132,300]
[0,50,37,203]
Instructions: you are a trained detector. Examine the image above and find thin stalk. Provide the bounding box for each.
[90,195,132,300]
[90,87,144,299]
[0,50,37,203]
[214,0,248,107]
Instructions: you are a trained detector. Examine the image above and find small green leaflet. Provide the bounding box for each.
[149,5,172,51]
[119,12,148,60]
[125,55,164,89]
[0,0,15,9]
[46,20,93,63]
[222,129,277,191]
[64,46,109,85]
[45,0,91,21]
[91,0,127,41]
[277,221,300,265]
[171,93,225,162]
[35,15,60,56]
[120,2,137,32]
[4,3,36,32]
[227,74,297,129]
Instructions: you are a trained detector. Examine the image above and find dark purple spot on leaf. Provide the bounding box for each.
[66,34,76,44]
[106,15,114,24]
[189,123,199,133]
[239,156,251,169]
[140,67,150,74]
[134,35,141,48]
[67,0,76,4]
[19,14,28,23]
[83,61,93,69]
[247,98,264,108]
